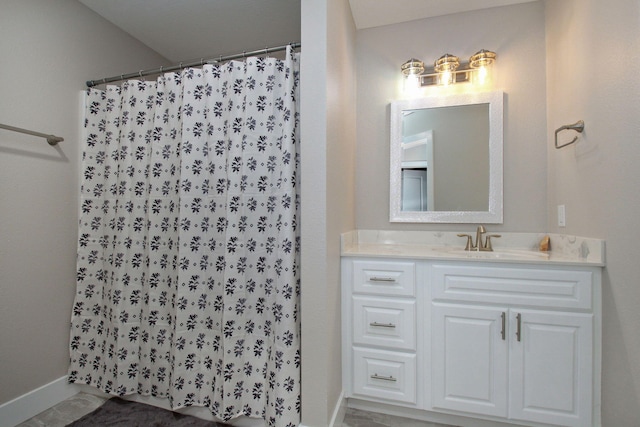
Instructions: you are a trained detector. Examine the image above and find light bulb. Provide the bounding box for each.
[441,70,453,86]
[434,54,459,86]
[470,50,496,85]
[477,66,488,84]
[404,74,420,93]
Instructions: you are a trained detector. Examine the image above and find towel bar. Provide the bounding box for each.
[555,120,584,149]
[0,123,63,146]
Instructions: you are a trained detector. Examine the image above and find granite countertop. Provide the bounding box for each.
[341,230,605,267]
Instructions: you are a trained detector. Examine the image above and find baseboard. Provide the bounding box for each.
[329,390,346,427]
[0,375,81,427]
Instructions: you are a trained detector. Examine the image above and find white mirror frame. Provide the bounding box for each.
[390,91,504,223]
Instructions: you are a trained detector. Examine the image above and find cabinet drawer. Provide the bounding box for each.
[352,347,416,404]
[353,260,415,297]
[432,264,593,310]
[353,296,416,350]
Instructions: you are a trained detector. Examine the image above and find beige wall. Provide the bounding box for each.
[545,0,640,425]
[300,0,356,425]
[325,0,357,420]
[0,0,168,405]
[355,2,548,233]
[300,0,329,423]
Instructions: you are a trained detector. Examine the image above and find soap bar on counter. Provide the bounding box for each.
[539,235,551,251]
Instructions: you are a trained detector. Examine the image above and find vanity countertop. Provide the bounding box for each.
[341,230,605,267]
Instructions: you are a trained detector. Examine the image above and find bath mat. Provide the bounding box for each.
[66,397,230,426]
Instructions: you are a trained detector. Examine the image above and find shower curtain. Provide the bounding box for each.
[69,46,300,427]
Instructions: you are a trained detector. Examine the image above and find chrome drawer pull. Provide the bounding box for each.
[369,276,396,283]
[371,373,397,382]
[370,322,396,328]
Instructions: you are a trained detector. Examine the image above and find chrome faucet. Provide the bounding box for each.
[457,225,501,251]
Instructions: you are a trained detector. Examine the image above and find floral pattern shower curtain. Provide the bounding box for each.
[69,47,300,426]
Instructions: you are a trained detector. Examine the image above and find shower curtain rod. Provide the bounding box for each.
[0,123,63,146]
[86,42,301,88]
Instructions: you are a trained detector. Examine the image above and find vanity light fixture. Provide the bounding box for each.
[469,49,496,85]
[434,54,460,86]
[400,58,425,76]
[401,49,497,87]
[400,58,425,92]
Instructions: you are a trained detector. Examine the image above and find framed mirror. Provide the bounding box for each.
[390,91,503,223]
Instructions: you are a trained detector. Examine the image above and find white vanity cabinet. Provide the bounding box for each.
[342,259,420,406]
[342,254,602,427]
[431,264,597,427]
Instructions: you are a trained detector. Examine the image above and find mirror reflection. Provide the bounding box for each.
[401,104,489,212]
[390,91,503,223]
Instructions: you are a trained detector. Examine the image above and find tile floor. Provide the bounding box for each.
[342,408,457,427]
[16,393,108,427]
[16,392,457,427]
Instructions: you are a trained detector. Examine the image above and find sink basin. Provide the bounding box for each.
[443,248,550,260]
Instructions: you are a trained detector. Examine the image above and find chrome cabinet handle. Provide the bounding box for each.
[501,312,506,341]
[369,276,396,283]
[371,373,397,382]
[370,322,396,328]
[516,313,522,342]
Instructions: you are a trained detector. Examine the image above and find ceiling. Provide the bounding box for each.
[79,0,302,62]
[79,0,536,62]
[349,0,536,29]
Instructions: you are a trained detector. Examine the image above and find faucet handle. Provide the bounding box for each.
[457,234,473,251]
[484,234,502,251]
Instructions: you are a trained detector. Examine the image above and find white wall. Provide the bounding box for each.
[0,0,168,405]
[300,0,357,425]
[355,2,548,233]
[545,0,640,425]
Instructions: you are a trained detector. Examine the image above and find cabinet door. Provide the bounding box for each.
[432,304,508,417]
[510,310,593,427]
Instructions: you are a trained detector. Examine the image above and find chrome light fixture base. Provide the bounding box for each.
[401,49,496,88]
